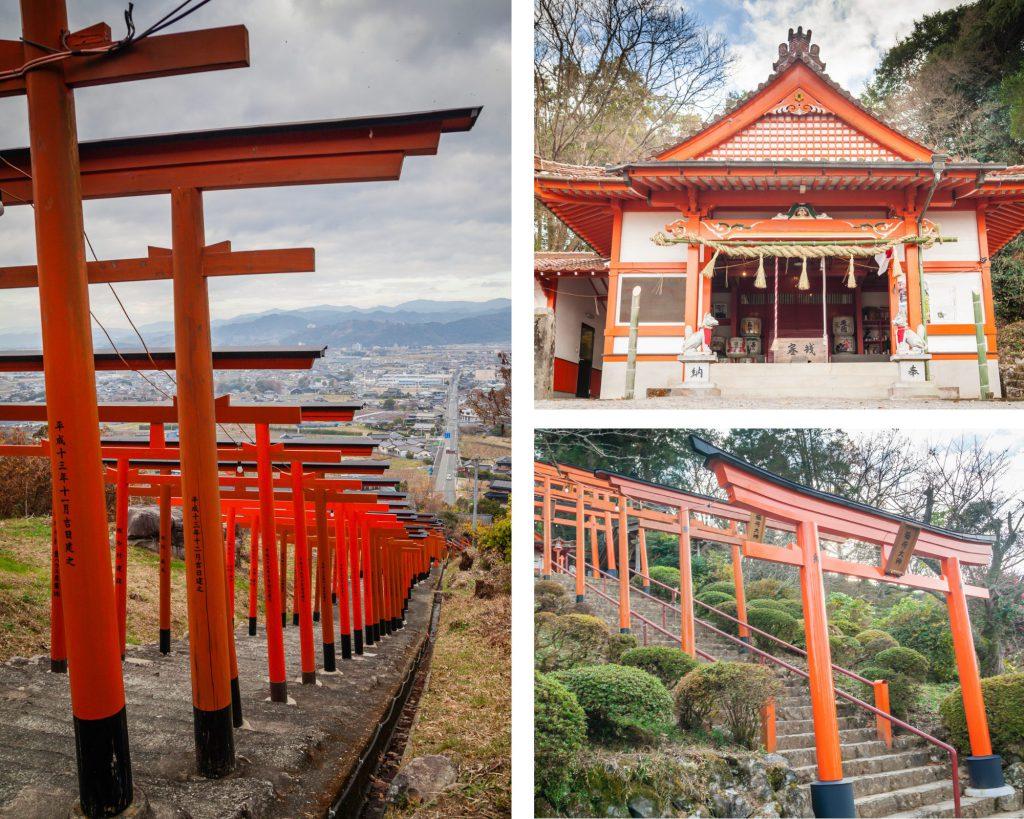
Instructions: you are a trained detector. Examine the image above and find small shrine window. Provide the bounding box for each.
[616,273,686,325]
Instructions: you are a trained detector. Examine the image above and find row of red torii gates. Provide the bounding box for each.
[534,436,1010,818]
[0,2,476,815]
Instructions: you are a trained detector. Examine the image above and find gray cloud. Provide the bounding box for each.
[0,0,509,332]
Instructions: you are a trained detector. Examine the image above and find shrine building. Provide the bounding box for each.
[535,27,1024,400]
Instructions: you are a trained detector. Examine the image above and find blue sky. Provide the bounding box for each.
[0,1,509,333]
[689,0,963,108]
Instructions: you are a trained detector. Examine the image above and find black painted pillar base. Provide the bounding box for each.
[373,623,382,642]
[354,631,364,655]
[192,704,235,778]
[269,680,288,703]
[738,634,751,654]
[393,617,403,631]
[50,658,67,673]
[966,755,1010,793]
[301,671,317,685]
[576,594,585,603]
[332,592,337,604]
[366,622,376,645]
[619,627,630,634]
[340,633,352,660]
[810,780,855,818]
[606,569,619,578]
[313,610,320,623]
[159,628,171,655]
[322,642,336,672]
[540,573,550,580]
[230,677,243,728]
[281,612,287,628]
[247,616,257,636]
[73,707,133,817]
[292,612,299,626]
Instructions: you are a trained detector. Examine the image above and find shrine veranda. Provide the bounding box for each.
[534,28,1024,401]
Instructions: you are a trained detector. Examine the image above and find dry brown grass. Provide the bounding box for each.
[459,435,511,461]
[0,517,254,662]
[386,566,511,818]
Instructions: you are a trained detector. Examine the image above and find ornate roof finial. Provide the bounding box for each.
[773,26,825,73]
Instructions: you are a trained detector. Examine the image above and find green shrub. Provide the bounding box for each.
[745,577,795,600]
[827,592,874,633]
[620,646,700,688]
[748,598,804,619]
[553,664,675,743]
[534,672,586,798]
[673,661,782,749]
[858,665,921,719]
[535,579,567,597]
[695,590,733,610]
[535,580,569,613]
[855,629,898,655]
[606,632,638,663]
[829,617,862,637]
[747,607,800,651]
[700,580,738,598]
[882,595,958,682]
[940,673,1024,759]
[535,612,609,672]
[829,634,862,667]
[703,598,739,635]
[648,565,682,600]
[691,553,715,587]
[876,646,930,681]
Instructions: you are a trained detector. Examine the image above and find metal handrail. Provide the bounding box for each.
[556,557,962,818]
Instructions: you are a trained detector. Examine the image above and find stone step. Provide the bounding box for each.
[778,740,890,769]
[793,749,933,780]
[846,764,948,798]
[889,794,1019,818]
[777,715,863,736]
[776,726,877,751]
[856,778,961,818]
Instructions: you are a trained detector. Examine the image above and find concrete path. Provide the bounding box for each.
[0,573,437,818]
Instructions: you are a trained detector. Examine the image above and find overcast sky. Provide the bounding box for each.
[692,0,961,104]
[0,0,509,334]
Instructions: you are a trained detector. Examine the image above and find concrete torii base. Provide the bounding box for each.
[666,353,721,398]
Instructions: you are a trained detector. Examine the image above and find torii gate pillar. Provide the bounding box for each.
[21,2,130,812]
[943,556,1011,795]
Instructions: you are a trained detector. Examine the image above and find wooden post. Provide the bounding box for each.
[313,490,336,671]
[617,503,631,633]
[225,505,237,620]
[732,542,751,644]
[677,507,695,657]
[943,556,1006,791]
[254,423,287,702]
[247,520,260,635]
[278,529,288,628]
[796,520,852,817]
[760,698,777,753]
[638,528,650,588]
[541,477,552,578]
[973,291,991,399]
[872,680,892,748]
[588,518,600,576]
[605,516,617,574]
[348,510,365,655]
[290,466,316,684]
[335,513,353,659]
[158,485,172,654]
[49,492,67,673]
[21,2,132,808]
[624,286,641,400]
[114,457,129,657]
[575,490,585,601]
[171,186,236,770]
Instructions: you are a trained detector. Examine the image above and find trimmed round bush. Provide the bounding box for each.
[703,598,739,635]
[534,672,586,796]
[855,629,898,655]
[940,673,1024,759]
[673,661,782,749]
[876,646,930,681]
[745,577,796,600]
[700,580,738,598]
[829,634,862,667]
[748,598,804,619]
[535,612,609,672]
[553,664,675,742]
[829,617,862,637]
[695,590,734,609]
[858,664,921,719]
[747,607,801,650]
[535,579,568,597]
[620,645,700,688]
[535,580,569,613]
[648,565,682,600]
[827,592,874,633]
[606,631,638,664]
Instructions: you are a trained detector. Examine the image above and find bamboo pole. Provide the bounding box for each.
[624,286,641,400]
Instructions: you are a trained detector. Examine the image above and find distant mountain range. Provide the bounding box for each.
[0,298,511,350]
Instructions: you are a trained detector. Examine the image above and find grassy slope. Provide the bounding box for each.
[388,566,511,818]
[0,516,253,661]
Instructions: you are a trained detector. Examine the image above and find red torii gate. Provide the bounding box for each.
[1,3,477,811]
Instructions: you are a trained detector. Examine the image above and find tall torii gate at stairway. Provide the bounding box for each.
[0,2,478,814]
[534,440,1011,818]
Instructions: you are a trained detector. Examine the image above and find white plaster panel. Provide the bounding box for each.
[927,335,983,354]
[612,335,684,355]
[554,277,606,369]
[921,211,980,261]
[534,279,547,310]
[620,211,688,263]
[932,359,1001,399]
[924,272,984,324]
[600,360,681,399]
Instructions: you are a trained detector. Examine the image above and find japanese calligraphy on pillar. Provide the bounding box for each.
[53,422,76,568]
[191,496,205,593]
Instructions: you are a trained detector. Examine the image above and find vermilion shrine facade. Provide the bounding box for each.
[535,28,1024,400]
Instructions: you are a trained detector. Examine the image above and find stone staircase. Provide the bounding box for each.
[545,570,1023,818]
[712,362,903,400]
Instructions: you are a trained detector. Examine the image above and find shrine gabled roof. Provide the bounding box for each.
[534,251,609,275]
[690,436,995,547]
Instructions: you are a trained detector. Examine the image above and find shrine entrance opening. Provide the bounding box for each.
[708,254,893,362]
